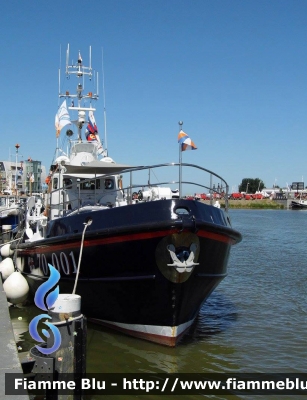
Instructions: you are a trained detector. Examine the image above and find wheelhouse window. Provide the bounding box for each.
[104,178,114,190]
[80,179,101,190]
[53,178,58,190]
[63,178,73,188]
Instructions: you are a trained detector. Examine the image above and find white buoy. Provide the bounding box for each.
[3,272,29,304]
[0,257,14,280]
[1,243,14,258]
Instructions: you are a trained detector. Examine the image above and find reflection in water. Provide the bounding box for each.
[184,292,238,342]
[86,291,240,375]
[9,304,37,353]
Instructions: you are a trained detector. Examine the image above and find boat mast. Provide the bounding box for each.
[59,44,98,142]
[15,143,20,195]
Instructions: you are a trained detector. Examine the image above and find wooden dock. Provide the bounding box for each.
[0,277,29,399]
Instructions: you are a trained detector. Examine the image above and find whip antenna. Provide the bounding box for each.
[102,47,108,156]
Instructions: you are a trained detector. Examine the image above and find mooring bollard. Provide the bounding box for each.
[50,293,86,399]
[30,293,87,400]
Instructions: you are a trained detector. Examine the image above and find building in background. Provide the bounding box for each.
[0,158,46,195]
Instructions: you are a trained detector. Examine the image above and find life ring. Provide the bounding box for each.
[45,176,51,184]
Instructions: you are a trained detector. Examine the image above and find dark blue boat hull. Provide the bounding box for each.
[15,199,241,346]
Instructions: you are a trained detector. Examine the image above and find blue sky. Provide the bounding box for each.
[1,0,307,191]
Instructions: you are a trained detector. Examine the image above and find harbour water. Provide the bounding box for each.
[10,209,307,399]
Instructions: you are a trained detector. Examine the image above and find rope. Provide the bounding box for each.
[72,218,92,294]
[49,314,84,326]
[12,228,26,268]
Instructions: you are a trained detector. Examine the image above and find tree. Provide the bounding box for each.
[239,178,265,194]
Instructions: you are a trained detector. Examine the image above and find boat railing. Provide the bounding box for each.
[124,162,229,207]
[47,162,229,217]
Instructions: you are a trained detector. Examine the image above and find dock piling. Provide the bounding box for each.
[30,293,87,400]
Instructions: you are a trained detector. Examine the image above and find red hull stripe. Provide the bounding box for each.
[197,230,236,244]
[18,228,233,255]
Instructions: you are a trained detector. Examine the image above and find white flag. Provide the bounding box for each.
[55,100,71,138]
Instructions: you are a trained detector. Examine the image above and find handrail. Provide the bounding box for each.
[47,162,229,216]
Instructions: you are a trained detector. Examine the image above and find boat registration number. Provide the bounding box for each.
[27,251,78,276]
